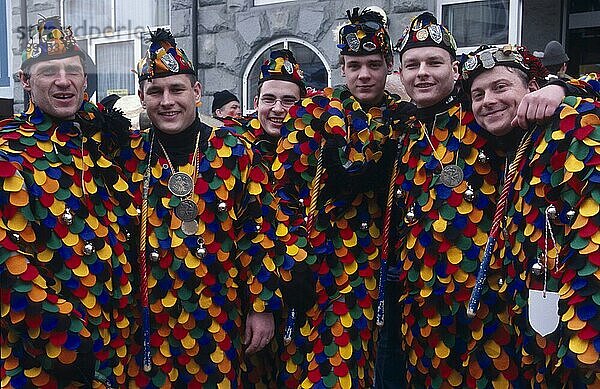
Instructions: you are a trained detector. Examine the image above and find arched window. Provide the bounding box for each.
[242,38,331,114]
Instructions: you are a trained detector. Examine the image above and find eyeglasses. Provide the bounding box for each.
[259,96,298,108]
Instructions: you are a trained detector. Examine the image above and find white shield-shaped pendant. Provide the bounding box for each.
[528,289,560,337]
[161,53,180,73]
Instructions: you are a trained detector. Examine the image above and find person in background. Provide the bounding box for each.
[0,16,135,388]
[542,40,573,81]
[212,89,242,119]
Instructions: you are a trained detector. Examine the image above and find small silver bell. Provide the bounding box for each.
[405,207,416,224]
[566,209,576,221]
[150,250,160,263]
[136,208,142,216]
[61,208,73,225]
[498,278,504,286]
[304,216,308,223]
[464,185,475,202]
[125,230,131,241]
[217,202,227,212]
[83,241,95,256]
[196,246,207,259]
[255,224,262,232]
[298,198,305,206]
[360,221,369,231]
[395,188,405,199]
[10,233,20,242]
[546,205,557,219]
[531,262,544,276]
[477,150,488,164]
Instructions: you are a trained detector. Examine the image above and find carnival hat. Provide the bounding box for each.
[396,12,457,59]
[136,28,195,82]
[22,16,85,70]
[259,49,306,96]
[461,44,548,85]
[338,7,393,63]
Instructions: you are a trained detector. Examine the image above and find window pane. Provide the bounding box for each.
[254,0,295,5]
[442,0,509,47]
[288,42,327,91]
[64,0,111,36]
[95,41,135,101]
[116,0,170,29]
[0,0,9,87]
[569,0,600,12]
[246,43,285,105]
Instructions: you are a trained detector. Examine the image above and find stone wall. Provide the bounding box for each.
[10,0,567,115]
[174,0,431,115]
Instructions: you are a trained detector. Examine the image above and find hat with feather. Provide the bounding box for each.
[338,7,393,64]
[22,16,85,70]
[136,28,195,82]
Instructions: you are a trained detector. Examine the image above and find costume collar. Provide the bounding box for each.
[154,117,210,166]
[415,86,462,126]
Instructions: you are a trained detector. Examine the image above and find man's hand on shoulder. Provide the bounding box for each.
[512,84,564,129]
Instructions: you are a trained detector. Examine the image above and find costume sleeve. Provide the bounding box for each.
[232,133,282,313]
[318,92,409,196]
[0,159,96,388]
[548,73,600,99]
[547,96,600,376]
[272,98,321,312]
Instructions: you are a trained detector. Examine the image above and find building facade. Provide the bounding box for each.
[4,0,600,116]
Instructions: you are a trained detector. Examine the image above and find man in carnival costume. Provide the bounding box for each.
[121,28,281,388]
[389,12,586,388]
[462,44,600,387]
[222,48,310,388]
[0,16,136,388]
[273,6,414,388]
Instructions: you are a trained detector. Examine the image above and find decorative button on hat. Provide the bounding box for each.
[460,44,548,84]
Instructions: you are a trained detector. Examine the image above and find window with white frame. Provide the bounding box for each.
[243,38,331,114]
[62,0,170,101]
[254,0,295,6]
[437,0,522,53]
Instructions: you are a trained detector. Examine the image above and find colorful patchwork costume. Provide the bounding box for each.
[0,17,136,389]
[223,49,308,388]
[461,45,600,387]
[272,9,411,385]
[122,29,281,388]
[392,14,523,388]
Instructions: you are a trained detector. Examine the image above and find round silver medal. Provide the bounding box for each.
[440,164,464,188]
[175,199,199,221]
[181,220,199,236]
[168,172,194,197]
